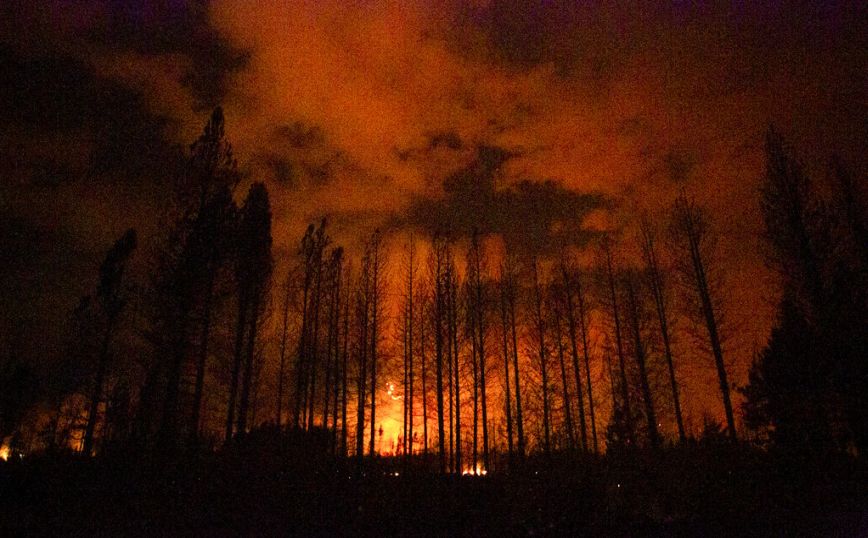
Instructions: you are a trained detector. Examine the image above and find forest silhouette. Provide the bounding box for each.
[1,105,866,534]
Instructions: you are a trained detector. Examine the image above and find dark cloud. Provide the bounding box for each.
[255,122,344,189]
[274,122,326,150]
[0,44,181,185]
[0,0,248,112]
[86,0,250,110]
[401,145,607,254]
[427,131,463,151]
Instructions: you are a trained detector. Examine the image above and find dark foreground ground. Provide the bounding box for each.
[2,433,867,536]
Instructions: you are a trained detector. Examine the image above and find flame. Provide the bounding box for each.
[386,381,403,401]
[461,465,488,476]
[0,444,9,462]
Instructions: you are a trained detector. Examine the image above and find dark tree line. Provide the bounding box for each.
[742,129,867,454]
[1,108,277,456]
[3,118,864,468]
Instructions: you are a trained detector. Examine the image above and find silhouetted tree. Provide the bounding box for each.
[531,258,551,455]
[400,236,416,460]
[639,215,686,442]
[321,247,343,436]
[624,271,660,449]
[367,230,384,456]
[148,107,238,450]
[275,273,294,429]
[229,182,273,437]
[670,191,736,440]
[550,288,575,450]
[599,236,634,447]
[503,254,526,459]
[419,287,430,458]
[430,234,448,472]
[446,249,461,471]
[497,263,515,463]
[559,255,589,452]
[355,246,371,461]
[466,230,490,469]
[743,130,868,452]
[186,108,239,445]
[340,267,351,455]
[83,228,137,456]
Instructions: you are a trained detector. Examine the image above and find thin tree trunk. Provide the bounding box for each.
[237,291,261,434]
[421,299,429,458]
[625,275,659,448]
[403,305,409,458]
[226,297,247,442]
[532,260,551,455]
[641,220,686,442]
[322,270,337,430]
[434,247,446,473]
[576,276,598,454]
[331,267,342,453]
[368,237,380,456]
[476,268,490,471]
[308,259,324,429]
[499,273,514,463]
[83,315,116,456]
[508,271,525,460]
[561,261,588,451]
[340,283,349,456]
[679,195,737,439]
[604,241,633,445]
[553,302,575,450]
[470,298,478,470]
[450,268,461,472]
[276,277,291,429]
[356,281,369,462]
[407,241,414,458]
[293,260,311,428]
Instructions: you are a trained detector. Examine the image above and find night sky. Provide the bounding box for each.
[1,0,866,429]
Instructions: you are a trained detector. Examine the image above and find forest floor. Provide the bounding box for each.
[2,430,867,536]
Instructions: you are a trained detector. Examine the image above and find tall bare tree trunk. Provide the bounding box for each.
[368,232,382,456]
[356,258,370,462]
[433,238,447,473]
[560,259,588,451]
[237,290,262,434]
[406,238,415,457]
[83,315,117,456]
[625,274,659,448]
[471,234,490,470]
[340,278,350,456]
[470,298,478,470]
[640,217,686,442]
[674,193,736,439]
[225,296,246,442]
[276,277,292,429]
[498,270,514,463]
[307,258,324,430]
[449,263,461,472]
[532,259,551,455]
[553,299,575,449]
[603,239,633,446]
[421,298,429,458]
[508,264,526,460]
[575,273,598,453]
[293,226,315,429]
